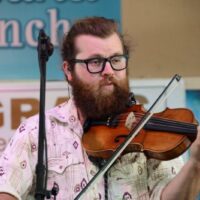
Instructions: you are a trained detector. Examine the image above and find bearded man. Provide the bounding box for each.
[0,17,200,200]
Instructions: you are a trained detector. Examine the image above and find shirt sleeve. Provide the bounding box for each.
[0,119,38,200]
[147,156,185,200]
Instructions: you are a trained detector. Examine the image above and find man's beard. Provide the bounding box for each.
[70,74,130,120]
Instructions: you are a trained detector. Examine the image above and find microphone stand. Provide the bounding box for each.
[35,29,54,200]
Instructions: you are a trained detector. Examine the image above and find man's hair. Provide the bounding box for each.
[61,16,129,70]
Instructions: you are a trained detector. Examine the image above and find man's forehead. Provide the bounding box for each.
[74,33,123,57]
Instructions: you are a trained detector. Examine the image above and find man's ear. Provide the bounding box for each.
[63,61,72,82]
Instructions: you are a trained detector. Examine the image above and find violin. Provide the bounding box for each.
[82,104,198,161]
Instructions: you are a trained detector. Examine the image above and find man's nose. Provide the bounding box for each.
[101,60,114,75]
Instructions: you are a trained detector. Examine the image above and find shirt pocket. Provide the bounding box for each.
[48,156,84,175]
[47,157,86,200]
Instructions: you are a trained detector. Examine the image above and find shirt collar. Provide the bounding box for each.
[48,98,79,124]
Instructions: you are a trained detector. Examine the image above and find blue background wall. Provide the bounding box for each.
[0,0,120,80]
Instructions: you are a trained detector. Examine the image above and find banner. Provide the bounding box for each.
[0,0,121,80]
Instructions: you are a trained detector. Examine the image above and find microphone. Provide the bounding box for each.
[38,29,54,59]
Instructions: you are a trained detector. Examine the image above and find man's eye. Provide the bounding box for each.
[89,59,102,66]
[111,57,121,63]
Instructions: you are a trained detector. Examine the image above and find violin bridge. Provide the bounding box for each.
[125,112,136,130]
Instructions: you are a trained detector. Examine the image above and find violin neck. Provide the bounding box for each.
[145,118,197,141]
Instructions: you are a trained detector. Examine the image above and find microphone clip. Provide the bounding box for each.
[37,29,54,62]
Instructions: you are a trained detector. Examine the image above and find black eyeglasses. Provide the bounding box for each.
[70,54,128,74]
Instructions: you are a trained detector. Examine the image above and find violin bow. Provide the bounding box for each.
[74,74,182,200]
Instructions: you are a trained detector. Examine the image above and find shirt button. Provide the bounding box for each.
[69,115,76,123]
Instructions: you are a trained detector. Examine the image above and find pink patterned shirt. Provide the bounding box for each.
[0,99,184,200]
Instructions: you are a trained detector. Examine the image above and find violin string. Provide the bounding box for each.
[117,112,196,127]
[148,117,196,128]
[125,119,196,133]
[116,113,196,133]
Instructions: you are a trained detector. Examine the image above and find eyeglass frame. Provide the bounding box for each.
[70,54,129,74]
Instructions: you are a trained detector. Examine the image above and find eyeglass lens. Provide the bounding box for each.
[87,55,127,73]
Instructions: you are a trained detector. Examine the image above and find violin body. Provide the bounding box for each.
[82,105,198,161]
